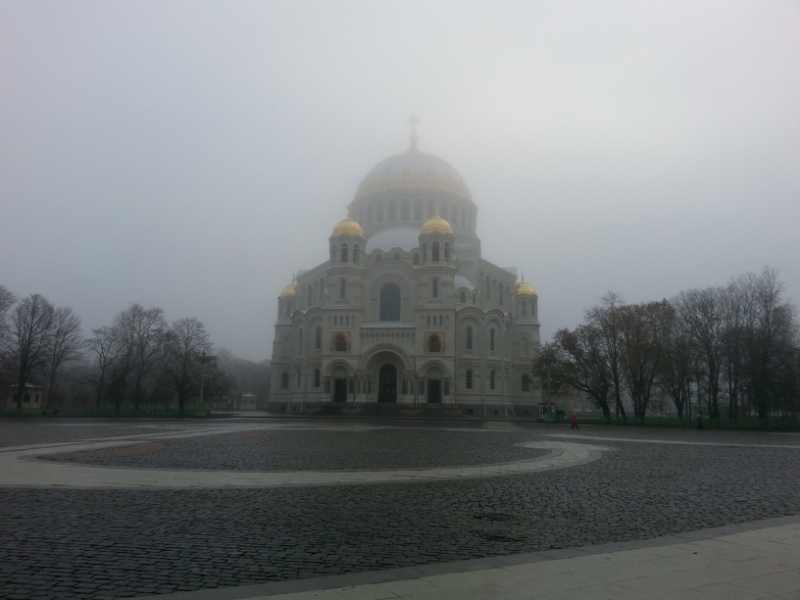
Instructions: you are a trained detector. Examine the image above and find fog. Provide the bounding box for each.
[2,1,799,360]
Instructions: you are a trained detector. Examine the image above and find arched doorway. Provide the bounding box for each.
[378,364,397,403]
[426,366,443,404]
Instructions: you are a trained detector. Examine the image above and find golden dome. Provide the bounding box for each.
[420,214,454,236]
[516,280,537,296]
[279,282,297,298]
[332,217,365,238]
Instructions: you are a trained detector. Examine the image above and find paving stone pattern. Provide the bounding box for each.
[43,429,546,471]
[1,427,799,599]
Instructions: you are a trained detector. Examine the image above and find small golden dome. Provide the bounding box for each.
[516,280,537,296]
[332,217,364,238]
[420,214,453,236]
[279,282,297,298]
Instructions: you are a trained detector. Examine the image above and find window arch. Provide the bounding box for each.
[340,245,348,263]
[490,370,496,390]
[428,334,442,352]
[380,283,401,321]
[296,368,302,387]
[388,199,396,221]
[334,334,347,352]
[459,290,466,303]
[432,242,440,262]
[466,369,473,389]
[339,278,346,299]
[375,253,382,262]
[281,371,289,389]
[315,326,322,350]
[413,253,419,266]
[393,252,401,261]
[377,201,384,222]
[466,326,473,350]
[401,198,410,220]
[298,328,303,352]
[444,243,450,261]
[432,278,439,298]
[498,284,504,306]
[521,374,531,392]
[490,328,496,352]
[521,301,527,316]
[353,245,360,265]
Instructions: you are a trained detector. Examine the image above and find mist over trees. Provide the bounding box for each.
[0,287,269,413]
[537,268,800,421]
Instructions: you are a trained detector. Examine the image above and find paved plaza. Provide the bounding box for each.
[0,416,798,599]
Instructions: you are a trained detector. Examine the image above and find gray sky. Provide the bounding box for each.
[2,1,799,361]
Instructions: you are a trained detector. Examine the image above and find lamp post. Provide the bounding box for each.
[198,351,213,416]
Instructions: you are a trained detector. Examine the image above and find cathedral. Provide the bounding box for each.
[271,124,541,414]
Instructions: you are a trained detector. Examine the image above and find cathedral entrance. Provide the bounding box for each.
[333,379,348,402]
[427,379,442,403]
[378,364,397,403]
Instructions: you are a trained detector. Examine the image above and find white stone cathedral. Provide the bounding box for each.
[271,125,541,414]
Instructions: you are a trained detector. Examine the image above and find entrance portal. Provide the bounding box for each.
[334,378,347,402]
[427,379,442,403]
[378,364,397,403]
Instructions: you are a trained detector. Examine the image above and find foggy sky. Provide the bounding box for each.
[2,1,799,361]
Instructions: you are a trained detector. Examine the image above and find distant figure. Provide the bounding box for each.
[697,415,705,431]
[571,412,579,429]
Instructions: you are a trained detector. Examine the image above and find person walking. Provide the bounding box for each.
[571,411,579,429]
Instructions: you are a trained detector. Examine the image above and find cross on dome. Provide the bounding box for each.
[408,114,420,150]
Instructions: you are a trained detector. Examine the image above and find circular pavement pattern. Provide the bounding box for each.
[1,419,799,600]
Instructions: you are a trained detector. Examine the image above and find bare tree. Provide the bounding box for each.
[6,294,55,411]
[160,317,213,415]
[656,305,695,419]
[540,325,613,417]
[588,292,627,418]
[87,326,123,411]
[112,304,166,411]
[45,307,83,407]
[619,301,673,420]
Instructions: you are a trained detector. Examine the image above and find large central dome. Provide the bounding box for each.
[354,148,471,200]
[349,143,478,241]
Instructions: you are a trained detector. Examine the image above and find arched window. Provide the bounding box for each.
[353,245,360,265]
[281,371,289,389]
[334,334,347,352]
[340,245,348,263]
[314,369,321,387]
[421,243,427,262]
[393,252,401,261]
[340,279,346,298]
[414,199,423,220]
[375,253,382,262]
[459,290,466,303]
[401,198,409,220]
[499,284,504,306]
[432,278,439,298]
[320,278,325,301]
[521,374,531,392]
[432,242,440,262]
[388,199,396,221]
[380,283,401,321]
[282,335,291,356]
[485,276,491,299]
[521,302,527,316]
[330,244,335,262]
[296,369,302,387]
[413,253,419,266]
[428,334,441,352]
[315,326,322,350]
[466,326,473,350]
[490,370,496,390]
[377,201,384,222]
[444,243,450,261]
[298,328,303,351]
[466,369,473,389]
[490,328,496,352]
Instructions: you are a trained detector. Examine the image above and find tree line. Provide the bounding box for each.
[537,268,800,421]
[0,286,269,414]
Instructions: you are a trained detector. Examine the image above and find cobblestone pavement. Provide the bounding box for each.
[0,418,799,599]
[43,429,547,471]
